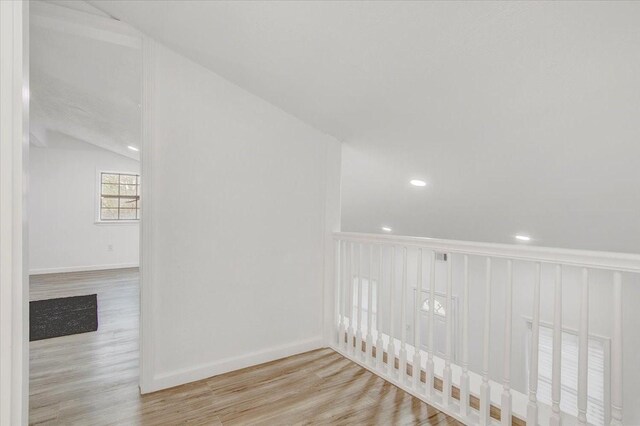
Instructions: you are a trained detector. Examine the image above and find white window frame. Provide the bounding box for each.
[95,170,141,225]
[523,316,611,426]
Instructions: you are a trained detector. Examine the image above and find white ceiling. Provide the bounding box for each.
[91,0,640,253]
[31,1,141,159]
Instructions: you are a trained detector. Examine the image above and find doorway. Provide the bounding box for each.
[28,2,143,423]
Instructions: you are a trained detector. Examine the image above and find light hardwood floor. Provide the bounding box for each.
[30,268,459,425]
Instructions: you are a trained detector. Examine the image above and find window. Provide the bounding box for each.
[527,322,607,426]
[421,298,446,316]
[99,172,140,221]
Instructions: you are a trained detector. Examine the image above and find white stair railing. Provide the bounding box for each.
[331,232,640,426]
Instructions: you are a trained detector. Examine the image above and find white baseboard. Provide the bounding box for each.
[29,263,139,275]
[141,336,324,394]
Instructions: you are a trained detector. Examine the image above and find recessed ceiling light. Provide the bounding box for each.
[515,235,531,242]
[381,226,392,232]
[410,179,427,187]
[127,146,139,152]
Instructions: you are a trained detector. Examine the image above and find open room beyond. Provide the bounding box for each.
[1,1,640,426]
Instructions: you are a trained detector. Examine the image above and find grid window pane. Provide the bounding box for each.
[101,184,119,196]
[120,184,137,196]
[119,198,137,208]
[101,208,118,220]
[100,173,140,221]
[102,174,119,184]
[119,209,137,220]
[101,197,118,208]
[120,174,137,185]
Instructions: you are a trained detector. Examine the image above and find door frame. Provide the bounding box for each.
[0,1,29,425]
[0,2,153,423]
[139,35,155,393]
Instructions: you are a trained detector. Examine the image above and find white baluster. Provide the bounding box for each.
[501,259,513,426]
[460,254,470,417]
[399,247,408,382]
[341,241,349,351]
[426,250,436,397]
[443,253,453,406]
[527,262,541,426]
[610,272,623,426]
[356,243,364,359]
[366,244,374,365]
[388,246,397,377]
[577,268,589,426]
[376,245,384,371]
[550,265,563,426]
[413,248,423,391]
[480,257,492,426]
[347,242,355,355]
[337,240,344,347]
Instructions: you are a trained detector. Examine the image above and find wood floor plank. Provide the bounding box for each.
[29,268,459,425]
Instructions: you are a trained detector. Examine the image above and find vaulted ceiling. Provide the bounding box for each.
[89,1,640,252]
[31,1,141,159]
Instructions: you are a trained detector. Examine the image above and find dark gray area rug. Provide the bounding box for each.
[30,294,98,341]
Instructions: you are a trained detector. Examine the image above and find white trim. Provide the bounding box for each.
[335,232,640,273]
[0,1,28,424]
[144,336,324,393]
[29,263,139,276]
[139,35,155,393]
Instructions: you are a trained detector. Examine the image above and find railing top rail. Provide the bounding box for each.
[334,232,640,273]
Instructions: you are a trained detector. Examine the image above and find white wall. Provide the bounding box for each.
[29,135,140,274]
[141,41,341,392]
